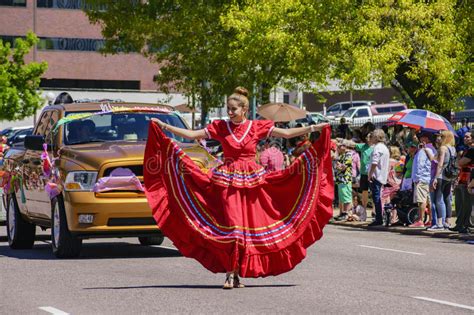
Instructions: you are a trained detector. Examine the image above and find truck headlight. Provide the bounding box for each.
[65,171,98,191]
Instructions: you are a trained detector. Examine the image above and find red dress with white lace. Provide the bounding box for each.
[144,119,333,278]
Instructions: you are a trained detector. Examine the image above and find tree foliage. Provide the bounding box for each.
[86,0,472,114]
[0,32,48,121]
[224,0,473,113]
[86,1,247,114]
[85,1,333,112]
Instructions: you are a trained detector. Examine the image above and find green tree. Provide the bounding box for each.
[0,32,48,121]
[86,1,472,116]
[85,1,334,121]
[224,0,473,113]
[86,1,252,124]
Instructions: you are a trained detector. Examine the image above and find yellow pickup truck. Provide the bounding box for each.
[2,102,215,258]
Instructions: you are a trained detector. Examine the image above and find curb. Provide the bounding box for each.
[330,221,474,241]
[0,235,50,243]
[0,221,49,242]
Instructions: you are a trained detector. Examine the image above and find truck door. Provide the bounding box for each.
[22,111,53,219]
[29,111,60,219]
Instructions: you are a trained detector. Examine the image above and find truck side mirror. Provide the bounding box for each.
[24,135,47,151]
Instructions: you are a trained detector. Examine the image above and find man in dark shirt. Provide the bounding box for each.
[456,118,471,152]
[453,131,474,234]
[337,117,351,139]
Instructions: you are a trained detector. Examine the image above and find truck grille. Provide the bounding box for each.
[103,165,143,177]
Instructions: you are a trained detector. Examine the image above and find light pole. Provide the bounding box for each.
[252,65,261,120]
[251,82,257,120]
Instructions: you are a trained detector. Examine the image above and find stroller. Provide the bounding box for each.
[383,189,421,227]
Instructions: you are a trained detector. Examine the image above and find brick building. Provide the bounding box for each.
[0,0,185,127]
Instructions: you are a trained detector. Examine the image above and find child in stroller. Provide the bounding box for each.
[383,189,421,226]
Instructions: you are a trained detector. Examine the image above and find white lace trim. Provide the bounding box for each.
[204,128,211,139]
[230,119,247,125]
[267,126,275,138]
[226,120,253,143]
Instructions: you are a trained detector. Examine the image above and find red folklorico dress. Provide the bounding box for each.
[144,119,333,278]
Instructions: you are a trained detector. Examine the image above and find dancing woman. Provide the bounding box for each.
[144,87,334,289]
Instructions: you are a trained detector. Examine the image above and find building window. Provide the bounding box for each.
[0,0,26,6]
[2,36,105,52]
[283,93,290,104]
[37,0,101,9]
[40,78,141,90]
[37,37,105,52]
[0,35,20,47]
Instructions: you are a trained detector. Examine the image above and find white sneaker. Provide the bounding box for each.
[427,225,443,231]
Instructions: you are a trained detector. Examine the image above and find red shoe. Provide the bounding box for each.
[409,221,425,228]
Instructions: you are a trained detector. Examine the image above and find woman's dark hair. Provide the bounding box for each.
[54,92,74,104]
[353,194,362,204]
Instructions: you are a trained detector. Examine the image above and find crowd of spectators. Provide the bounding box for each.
[251,118,474,235]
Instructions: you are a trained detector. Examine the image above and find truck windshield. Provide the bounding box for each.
[342,108,356,118]
[63,111,194,145]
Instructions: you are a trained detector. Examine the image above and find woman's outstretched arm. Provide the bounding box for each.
[271,123,329,139]
[151,118,207,140]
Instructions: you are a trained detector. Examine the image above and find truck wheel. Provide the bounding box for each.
[51,195,82,258]
[138,235,164,246]
[6,193,36,249]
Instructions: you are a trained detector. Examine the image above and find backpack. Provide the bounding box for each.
[443,147,459,179]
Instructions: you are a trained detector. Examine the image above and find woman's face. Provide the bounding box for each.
[227,99,246,122]
[337,145,346,154]
[367,134,373,145]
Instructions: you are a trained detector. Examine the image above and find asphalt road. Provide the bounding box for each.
[0,225,473,314]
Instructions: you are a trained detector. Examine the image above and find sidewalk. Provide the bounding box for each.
[330,220,474,241]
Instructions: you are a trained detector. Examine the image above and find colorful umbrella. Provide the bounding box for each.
[388,109,455,133]
[257,103,307,122]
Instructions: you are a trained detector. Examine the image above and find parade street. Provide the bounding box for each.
[0,225,472,314]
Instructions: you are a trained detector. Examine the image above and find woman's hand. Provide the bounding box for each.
[151,118,167,130]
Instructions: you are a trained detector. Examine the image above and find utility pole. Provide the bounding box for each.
[251,82,257,120]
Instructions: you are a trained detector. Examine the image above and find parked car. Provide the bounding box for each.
[296,112,330,125]
[1,125,34,139]
[339,103,407,126]
[2,101,216,258]
[7,127,34,147]
[324,100,376,119]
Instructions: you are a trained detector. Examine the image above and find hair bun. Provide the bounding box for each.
[234,86,249,97]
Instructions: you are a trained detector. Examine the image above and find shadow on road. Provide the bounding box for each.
[83,284,297,290]
[0,242,181,260]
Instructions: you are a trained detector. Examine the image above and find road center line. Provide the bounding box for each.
[358,245,425,255]
[38,306,70,315]
[413,297,474,311]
